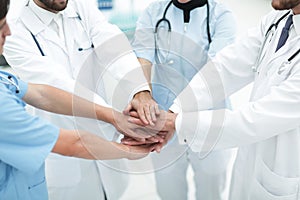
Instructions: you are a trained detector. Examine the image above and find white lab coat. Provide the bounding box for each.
[172,10,300,200]
[4,0,148,199]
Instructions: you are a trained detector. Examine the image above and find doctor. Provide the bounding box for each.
[3,0,159,200]
[129,0,300,199]
[130,0,236,199]
[0,2,153,199]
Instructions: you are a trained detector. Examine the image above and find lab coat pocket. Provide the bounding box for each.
[249,158,299,200]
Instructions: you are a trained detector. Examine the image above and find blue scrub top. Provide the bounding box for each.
[0,71,59,200]
[132,0,236,110]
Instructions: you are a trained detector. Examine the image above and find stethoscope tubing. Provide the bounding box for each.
[26,8,94,56]
[253,11,300,73]
[154,0,211,64]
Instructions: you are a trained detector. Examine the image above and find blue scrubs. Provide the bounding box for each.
[132,0,236,110]
[0,71,59,200]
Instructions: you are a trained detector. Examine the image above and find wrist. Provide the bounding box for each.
[134,90,151,98]
[167,112,177,132]
[108,142,129,159]
[96,106,115,125]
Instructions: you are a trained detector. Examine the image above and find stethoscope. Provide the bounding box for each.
[252,11,300,74]
[0,71,20,94]
[27,8,94,56]
[154,0,211,65]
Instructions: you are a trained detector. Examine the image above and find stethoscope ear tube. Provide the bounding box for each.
[206,2,211,44]
[154,0,173,34]
[155,18,172,33]
[265,11,290,37]
[253,11,291,72]
[30,32,46,56]
[155,0,211,42]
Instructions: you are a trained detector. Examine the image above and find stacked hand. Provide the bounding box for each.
[123,91,177,152]
[111,91,177,157]
[123,110,177,152]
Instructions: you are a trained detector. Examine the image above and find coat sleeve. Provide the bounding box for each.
[173,11,300,152]
[170,12,269,113]
[3,17,111,107]
[75,0,150,103]
[176,59,300,152]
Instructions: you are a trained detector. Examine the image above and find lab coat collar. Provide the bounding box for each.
[28,0,57,27]
[21,0,78,35]
[293,14,300,36]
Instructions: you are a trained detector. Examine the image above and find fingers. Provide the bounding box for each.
[121,134,165,147]
[154,104,160,116]
[138,105,151,126]
[126,91,160,126]
[129,111,139,118]
[123,103,133,115]
[121,137,155,146]
[153,143,164,153]
[130,104,159,126]
[128,116,145,126]
[150,105,157,122]
[143,103,160,125]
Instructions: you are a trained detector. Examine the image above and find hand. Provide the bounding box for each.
[121,135,165,145]
[128,110,177,133]
[123,110,177,152]
[117,143,154,160]
[123,91,160,126]
[112,110,159,141]
[150,130,175,153]
[121,131,174,153]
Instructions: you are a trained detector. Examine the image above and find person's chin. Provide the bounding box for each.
[57,0,68,6]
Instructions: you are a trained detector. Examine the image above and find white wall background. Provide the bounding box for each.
[5,0,273,199]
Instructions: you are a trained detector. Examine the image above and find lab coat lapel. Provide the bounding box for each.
[61,5,79,56]
[20,6,68,55]
[62,16,75,56]
[266,37,300,66]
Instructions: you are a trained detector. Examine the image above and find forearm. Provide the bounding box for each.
[76,130,129,160]
[52,129,145,160]
[23,83,114,124]
[138,57,152,88]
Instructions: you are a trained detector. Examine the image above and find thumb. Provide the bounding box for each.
[123,103,133,115]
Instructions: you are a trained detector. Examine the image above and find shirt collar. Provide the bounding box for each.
[28,0,63,26]
[293,13,300,36]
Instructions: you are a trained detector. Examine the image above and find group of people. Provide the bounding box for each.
[1,0,300,200]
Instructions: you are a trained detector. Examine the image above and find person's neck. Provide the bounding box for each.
[172,0,207,23]
[293,4,300,15]
[33,0,59,13]
[178,0,191,3]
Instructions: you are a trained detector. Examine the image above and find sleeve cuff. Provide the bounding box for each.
[175,112,186,145]
[17,79,28,99]
[175,110,213,153]
[129,84,151,102]
[169,98,181,113]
